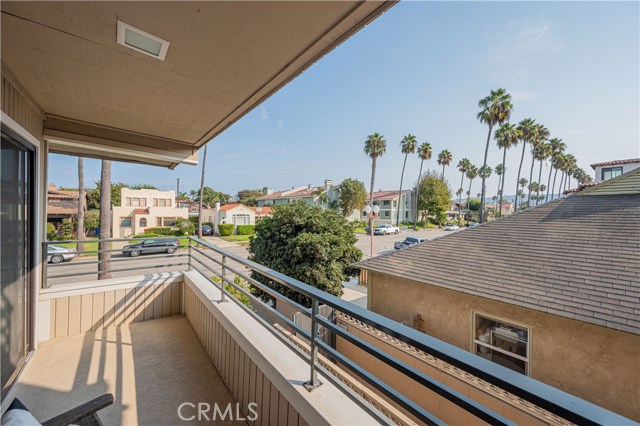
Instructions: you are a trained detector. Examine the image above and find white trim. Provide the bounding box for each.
[116,20,170,61]
[1,112,41,148]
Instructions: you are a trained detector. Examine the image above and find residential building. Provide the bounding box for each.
[591,158,640,182]
[251,205,273,221]
[256,179,338,207]
[1,2,633,426]
[362,190,414,225]
[186,202,215,224]
[485,201,514,215]
[213,202,256,230]
[46,183,81,228]
[112,188,188,237]
[355,168,640,421]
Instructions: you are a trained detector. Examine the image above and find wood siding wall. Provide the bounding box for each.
[1,64,43,139]
[184,284,308,426]
[47,281,182,339]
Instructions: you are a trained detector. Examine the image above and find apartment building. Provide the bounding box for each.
[111,188,188,237]
[363,190,414,225]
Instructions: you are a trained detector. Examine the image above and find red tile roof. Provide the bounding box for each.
[256,187,323,200]
[251,206,273,216]
[564,181,599,194]
[590,158,640,169]
[370,190,410,201]
[219,203,249,211]
[133,208,149,214]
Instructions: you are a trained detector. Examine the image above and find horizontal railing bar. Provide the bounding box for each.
[47,253,188,268]
[316,340,444,426]
[47,262,189,279]
[43,237,186,245]
[316,316,514,426]
[44,246,188,256]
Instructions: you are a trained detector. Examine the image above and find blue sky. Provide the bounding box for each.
[49,1,640,198]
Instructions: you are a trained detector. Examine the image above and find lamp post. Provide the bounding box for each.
[365,205,380,258]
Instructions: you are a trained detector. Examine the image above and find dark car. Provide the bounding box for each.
[394,236,427,250]
[194,225,213,236]
[122,238,180,257]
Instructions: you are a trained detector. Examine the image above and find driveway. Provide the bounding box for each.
[356,227,451,259]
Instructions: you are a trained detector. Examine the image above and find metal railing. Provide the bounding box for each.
[42,237,634,426]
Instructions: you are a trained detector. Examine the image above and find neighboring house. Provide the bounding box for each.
[362,190,414,225]
[591,158,640,182]
[112,188,188,237]
[187,202,215,224]
[213,203,256,232]
[47,183,81,228]
[485,201,514,215]
[355,168,640,421]
[256,179,338,207]
[251,205,273,221]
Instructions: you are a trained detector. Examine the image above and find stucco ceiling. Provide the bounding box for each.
[1,1,394,167]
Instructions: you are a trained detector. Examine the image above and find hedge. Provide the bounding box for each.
[133,233,160,239]
[237,225,255,235]
[218,224,235,236]
[143,227,174,235]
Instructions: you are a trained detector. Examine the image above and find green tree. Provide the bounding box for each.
[83,210,100,236]
[237,189,265,207]
[87,181,128,209]
[129,184,158,190]
[338,178,367,218]
[396,134,417,226]
[173,218,195,236]
[468,199,481,212]
[546,138,566,201]
[477,88,512,223]
[414,141,433,230]
[248,202,362,307]
[465,165,478,212]
[456,158,471,224]
[190,186,230,206]
[60,219,74,240]
[518,178,528,208]
[416,172,451,226]
[533,141,552,205]
[364,133,387,232]
[46,222,56,239]
[437,149,453,180]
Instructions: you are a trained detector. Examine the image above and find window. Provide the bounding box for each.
[154,198,170,207]
[601,166,623,181]
[121,217,132,227]
[163,217,176,227]
[473,313,529,375]
[405,211,408,219]
[190,207,197,213]
[393,200,397,207]
[362,211,367,217]
[139,217,147,227]
[156,217,162,226]
[125,197,147,207]
[233,214,250,225]
[383,200,390,206]
[384,211,390,217]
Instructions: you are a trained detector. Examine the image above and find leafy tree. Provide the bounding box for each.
[364,133,387,231]
[46,223,56,239]
[416,172,451,227]
[414,142,433,230]
[396,134,417,225]
[237,189,265,207]
[60,219,74,240]
[477,88,512,223]
[87,181,128,209]
[338,178,367,218]
[173,218,195,236]
[129,184,158,190]
[83,210,100,236]
[468,199,481,212]
[248,202,362,307]
[190,186,230,206]
[437,149,453,179]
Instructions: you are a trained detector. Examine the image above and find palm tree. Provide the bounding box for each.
[98,160,112,280]
[494,123,519,217]
[478,165,492,216]
[414,141,432,230]
[437,149,453,179]
[514,118,536,212]
[546,138,566,201]
[533,142,552,205]
[527,123,549,206]
[551,153,565,201]
[456,158,471,223]
[465,165,478,214]
[494,163,505,216]
[364,133,387,231]
[197,144,208,237]
[77,157,85,254]
[397,134,417,226]
[477,88,513,223]
[518,178,528,209]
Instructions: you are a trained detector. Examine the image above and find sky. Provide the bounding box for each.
[48,1,640,198]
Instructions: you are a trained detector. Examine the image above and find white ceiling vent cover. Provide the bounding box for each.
[117,20,170,60]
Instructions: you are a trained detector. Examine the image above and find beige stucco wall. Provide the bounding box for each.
[366,271,640,421]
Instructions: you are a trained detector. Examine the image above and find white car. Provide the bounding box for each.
[47,245,77,263]
[444,224,459,231]
[373,224,400,235]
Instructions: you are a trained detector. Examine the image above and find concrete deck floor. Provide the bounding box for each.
[12,316,240,425]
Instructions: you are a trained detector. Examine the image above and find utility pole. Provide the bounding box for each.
[176,178,181,199]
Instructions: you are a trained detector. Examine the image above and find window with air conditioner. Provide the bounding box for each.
[473,313,530,375]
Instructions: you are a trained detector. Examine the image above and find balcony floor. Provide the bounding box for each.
[12,316,239,425]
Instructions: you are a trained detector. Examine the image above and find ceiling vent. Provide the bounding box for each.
[117,20,170,61]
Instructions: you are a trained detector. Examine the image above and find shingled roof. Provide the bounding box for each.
[356,192,640,335]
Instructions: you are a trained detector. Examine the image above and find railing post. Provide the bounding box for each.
[304,299,322,391]
[220,255,227,303]
[188,240,192,271]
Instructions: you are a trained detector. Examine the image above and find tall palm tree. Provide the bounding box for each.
[527,123,550,206]
[456,158,471,223]
[494,163,505,216]
[364,133,387,232]
[546,138,566,201]
[198,144,208,238]
[397,134,417,226]
[77,157,85,254]
[98,160,111,280]
[514,118,536,212]
[478,165,492,216]
[518,178,528,208]
[465,165,478,214]
[477,88,513,223]
[533,142,552,205]
[437,149,453,180]
[551,153,565,201]
[414,141,432,230]
[494,123,519,217]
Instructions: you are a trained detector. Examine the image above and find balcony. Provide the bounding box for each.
[6,237,634,426]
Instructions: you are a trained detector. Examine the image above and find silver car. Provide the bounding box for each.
[47,245,76,263]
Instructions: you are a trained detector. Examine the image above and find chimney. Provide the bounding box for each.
[215,202,220,211]
[264,187,273,195]
[308,184,312,189]
[324,179,333,190]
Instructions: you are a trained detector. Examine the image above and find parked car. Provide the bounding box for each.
[373,224,400,235]
[194,225,213,236]
[394,236,427,250]
[444,224,459,231]
[122,238,180,257]
[47,245,76,264]
[468,222,480,228]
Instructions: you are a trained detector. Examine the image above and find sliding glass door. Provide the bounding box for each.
[1,126,34,398]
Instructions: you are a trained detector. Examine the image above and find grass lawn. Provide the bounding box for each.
[219,234,254,243]
[353,227,367,234]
